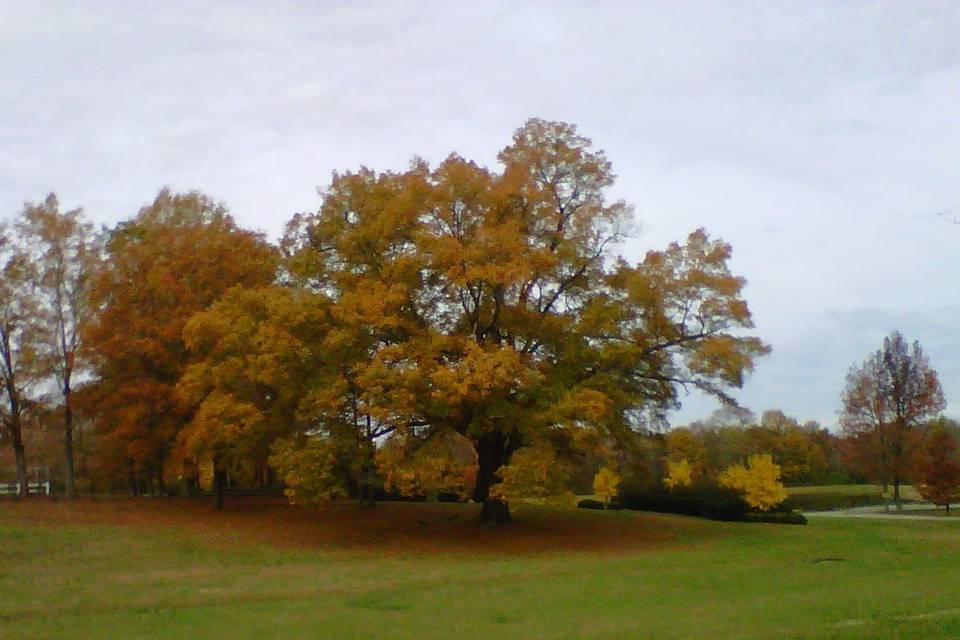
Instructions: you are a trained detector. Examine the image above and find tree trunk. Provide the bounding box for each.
[5,381,27,498]
[63,396,76,499]
[213,467,226,510]
[473,430,511,524]
[12,428,28,499]
[893,477,902,512]
[359,483,375,509]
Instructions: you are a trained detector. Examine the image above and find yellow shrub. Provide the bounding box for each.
[718,454,787,512]
[664,458,694,490]
[593,467,622,505]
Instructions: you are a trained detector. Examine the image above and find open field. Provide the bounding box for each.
[3,498,960,639]
[785,484,923,512]
[787,485,922,500]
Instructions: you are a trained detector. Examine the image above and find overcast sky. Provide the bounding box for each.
[3,1,959,428]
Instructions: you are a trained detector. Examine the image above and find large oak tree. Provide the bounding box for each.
[281,119,768,522]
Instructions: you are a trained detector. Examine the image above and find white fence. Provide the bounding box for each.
[0,481,50,496]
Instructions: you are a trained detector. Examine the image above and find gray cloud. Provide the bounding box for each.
[3,1,959,427]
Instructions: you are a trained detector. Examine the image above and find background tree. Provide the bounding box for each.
[283,119,768,523]
[916,423,960,514]
[85,190,277,496]
[17,194,101,498]
[178,286,337,509]
[663,458,694,490]
[0,227,40,498]
[665,428,708,481]
[840,331,945,510]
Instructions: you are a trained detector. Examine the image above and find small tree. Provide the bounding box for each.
[719,453,787,512]
[840,331,945,511]
[592,466,621,506]
[17,194,102,499]
[663,458,694,490]
[916,425,960,514]
[0,226,40,498]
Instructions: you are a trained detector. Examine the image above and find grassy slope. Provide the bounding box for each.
[2,500,959,639]
[787,485,922,500]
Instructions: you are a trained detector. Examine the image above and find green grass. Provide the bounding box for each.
[785,484,923,511]
[2,501,960,639]
[787,485,885,496]
[787,484,922,499]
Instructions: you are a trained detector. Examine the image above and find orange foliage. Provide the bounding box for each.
[84,190,277,483]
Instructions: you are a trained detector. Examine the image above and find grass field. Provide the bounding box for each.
[786,484,922,500]
[2,498,960,639]
[785,484,923,512]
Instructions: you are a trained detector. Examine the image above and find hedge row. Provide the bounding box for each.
[593,478,805,524]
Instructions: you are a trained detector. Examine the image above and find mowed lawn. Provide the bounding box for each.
[2,498,959,639]
[787,484,923,500]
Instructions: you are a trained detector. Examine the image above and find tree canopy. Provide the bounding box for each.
[84,190,278,494]
[840,330,945,509]
[278,118,768,521]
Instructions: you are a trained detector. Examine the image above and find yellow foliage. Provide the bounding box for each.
[664,458,694,490]
[491,443,571,504]
[718,454,787,512]
[592,467,621,504]
[376,431,476,500]
[665,429,706,480]
[269,436,350,505]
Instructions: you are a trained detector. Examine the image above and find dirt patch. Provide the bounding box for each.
[0,497,705,556]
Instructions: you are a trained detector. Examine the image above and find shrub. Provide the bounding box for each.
[719,454,788,512]
[743,511,807,525]
[617,478,749,521]
[577,498,605,510]
[593,467,622,505]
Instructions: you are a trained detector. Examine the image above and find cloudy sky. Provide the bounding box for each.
[3,1,959,428]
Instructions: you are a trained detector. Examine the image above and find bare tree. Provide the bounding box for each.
[0,226,40,498]
[17,194,101,499]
